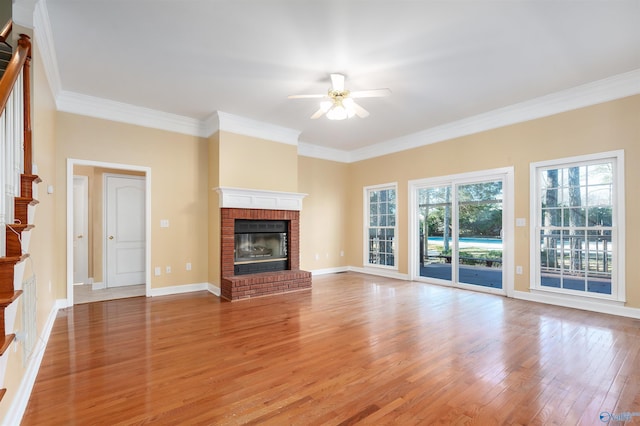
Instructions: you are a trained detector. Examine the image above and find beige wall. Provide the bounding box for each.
[55,113,209,292]
[298,156,350,270]
[347,95,640,307]
[218,131,298,192]
[0,40,59,418]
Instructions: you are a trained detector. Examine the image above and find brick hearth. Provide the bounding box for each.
[220,208,311,301]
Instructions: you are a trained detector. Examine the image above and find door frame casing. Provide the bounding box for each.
[72,175,89,284]
[66,158,152,306]
[408,167,515,297]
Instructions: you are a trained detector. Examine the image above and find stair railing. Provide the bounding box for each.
[0,25,31,258]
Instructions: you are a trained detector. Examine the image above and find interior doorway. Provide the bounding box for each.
[67,159,151,306]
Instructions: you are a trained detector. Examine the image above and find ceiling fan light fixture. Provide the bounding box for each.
[326,99,356,120]
[290,73,389,120]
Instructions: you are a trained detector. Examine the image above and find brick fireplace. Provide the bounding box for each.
[218,188,311,301]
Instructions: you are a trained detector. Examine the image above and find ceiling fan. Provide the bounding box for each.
[288,74,391,120]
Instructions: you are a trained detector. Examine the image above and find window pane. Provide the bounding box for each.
[538,158,617,298]
[366,186,396,268]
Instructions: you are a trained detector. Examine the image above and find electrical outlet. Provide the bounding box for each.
[154,267,161,276]
[186,262,192,271]
[340,250,344,257]
[516,266,523,275]
[160,219,170,228]
[166,266,172,274]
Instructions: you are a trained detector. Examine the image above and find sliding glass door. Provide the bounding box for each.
[414,171,508,293]
[456,181,503,289]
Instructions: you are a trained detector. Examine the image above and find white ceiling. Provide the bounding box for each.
[39,1,640,153]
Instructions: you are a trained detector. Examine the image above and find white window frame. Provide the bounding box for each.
[408,167,514,297]
[530,150,625,303]
[363,183,398,270]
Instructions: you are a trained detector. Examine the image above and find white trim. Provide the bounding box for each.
[149,282,209,297]
[5,299,60,425]
[407,167,514,297]
[216,112,301,146]
[363,183,399,270]
[91,281,105,291]
[349,69,640,163]
[66,159,152,305]
[514,290,640,320]
[311,266,349,276]
[207,283,221,297]
[56,91,206,137]
[215,187,307,211]
[298,142,351,163]
[33,0,62,98]
[12,0,36,28]
[529,150,625,302]
[348,266,409,281]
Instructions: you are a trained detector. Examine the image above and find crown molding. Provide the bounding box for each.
[33,0,61,97]
[56,91,206,136]
[215,112,301,146]
[348,68,640,163]
[12,0,37,28]
[297,141,351,163]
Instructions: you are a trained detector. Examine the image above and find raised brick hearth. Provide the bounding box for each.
[221,208,311,301]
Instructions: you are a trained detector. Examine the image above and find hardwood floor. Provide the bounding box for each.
[22,273,640,425]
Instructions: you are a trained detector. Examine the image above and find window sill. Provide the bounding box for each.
[530,287,625,306]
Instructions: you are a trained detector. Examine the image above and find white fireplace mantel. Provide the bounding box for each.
[215,187,307,211]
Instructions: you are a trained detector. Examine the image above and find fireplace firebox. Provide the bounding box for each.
[234,220,289,275]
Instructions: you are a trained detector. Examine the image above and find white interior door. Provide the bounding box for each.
[73,175,89,284]
[105,175,146,287]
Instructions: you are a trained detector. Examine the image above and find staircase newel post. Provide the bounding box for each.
[19,34,32,175]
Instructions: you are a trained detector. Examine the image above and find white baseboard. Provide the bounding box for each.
[5,299,61,425]
[348,266,410,281]
[91,281,105,291]
[149,282,210,297]
[513,290,640,319]
[311,266,349,276]
[207,283,221,296]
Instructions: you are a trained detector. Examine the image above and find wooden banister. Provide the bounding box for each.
[22,36,32,174]
[0,20,11,43]
[0,34,30,116]
[0,33,32,173]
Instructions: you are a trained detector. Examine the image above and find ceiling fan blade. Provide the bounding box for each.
[330,73,345,92]
[350,88,392,98]
[351,101,370,118]
[310,108,326,119]
[310,101,333,119]
[288,94,326,99]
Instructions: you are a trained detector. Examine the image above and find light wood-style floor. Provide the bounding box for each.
[22,273,640,425]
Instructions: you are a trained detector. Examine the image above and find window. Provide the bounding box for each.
[532,151,624,301]
[365,184,397,268]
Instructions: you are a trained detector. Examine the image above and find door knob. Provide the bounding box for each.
[77,235,83,239]
[109,236,114,240]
